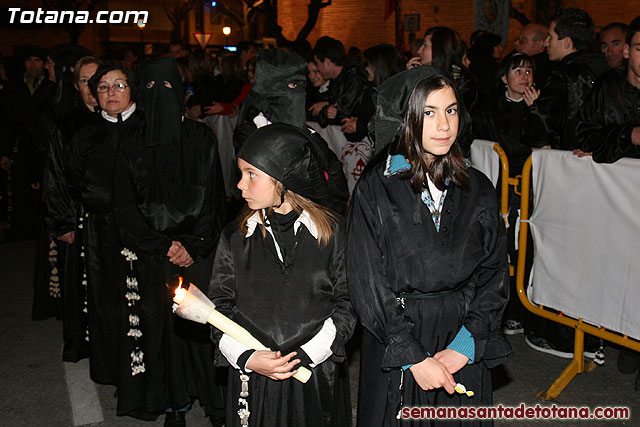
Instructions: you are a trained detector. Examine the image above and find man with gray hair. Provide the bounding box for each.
[515,23,552,84]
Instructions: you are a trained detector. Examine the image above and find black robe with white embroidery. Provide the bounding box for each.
[68,110,144,385]
[112,117,227,419]
[347,155,511,427]
[207,218,356,427]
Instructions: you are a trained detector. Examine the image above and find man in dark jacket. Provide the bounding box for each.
[575,16,640,164]
[0,46,56,238]
[521,8,609,150]
[312,36,374,143]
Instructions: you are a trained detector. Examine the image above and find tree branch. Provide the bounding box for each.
[509,1,530,26]
[295,0,331,42]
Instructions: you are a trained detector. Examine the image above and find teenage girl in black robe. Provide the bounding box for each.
[207,123,356,427]
[111,57,227,425]
[347,70,511,426]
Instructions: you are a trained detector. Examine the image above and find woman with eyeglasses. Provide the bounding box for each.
[67,63,143,387]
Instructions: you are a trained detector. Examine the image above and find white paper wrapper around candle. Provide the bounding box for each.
[173,284,215,324]
[173,283,311,383]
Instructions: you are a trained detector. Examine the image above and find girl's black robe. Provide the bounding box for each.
[111,118,228,419]
[68,110,144,384]
[207,218,357,427]
[347,158,511,427]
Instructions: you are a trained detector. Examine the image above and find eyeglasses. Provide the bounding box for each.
[96,82,129,93]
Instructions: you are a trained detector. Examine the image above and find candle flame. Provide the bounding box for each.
[173,276,186,304]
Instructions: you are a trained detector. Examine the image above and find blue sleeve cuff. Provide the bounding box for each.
[447,326,475,364]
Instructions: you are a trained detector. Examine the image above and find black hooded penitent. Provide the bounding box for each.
[237,123,327,205]
[138,57,183,147]
[249,48,307,128]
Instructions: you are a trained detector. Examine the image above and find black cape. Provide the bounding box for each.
[207,217,356,427]
[347,156,511,427]
[112,117,228,419]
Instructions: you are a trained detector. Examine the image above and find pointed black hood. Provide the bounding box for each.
[250,48,307,128]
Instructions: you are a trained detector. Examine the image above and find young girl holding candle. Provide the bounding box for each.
[207,122,356,427]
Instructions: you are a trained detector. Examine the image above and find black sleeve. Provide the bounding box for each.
[177,126,227,260]
[344,84,375,143]
[576,83,640,163]
[327,224,357,361]
[42,116,76,235]
[462,181,512,367]
[346,176,429,368]
[290,223,356,365]
[207,228,237,366]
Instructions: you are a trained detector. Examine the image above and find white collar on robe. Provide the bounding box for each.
[245,210,318,262]
[245,209,318,240]
[101,102,137,123]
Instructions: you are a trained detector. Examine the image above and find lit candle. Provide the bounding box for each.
[174,277,186,303]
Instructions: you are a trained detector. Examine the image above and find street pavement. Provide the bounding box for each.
[1,240,638,426]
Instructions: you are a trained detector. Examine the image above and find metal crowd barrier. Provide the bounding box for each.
[516,153,640,400]
[469,140,513,275]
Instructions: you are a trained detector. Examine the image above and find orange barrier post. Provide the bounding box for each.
[491,143,517,277]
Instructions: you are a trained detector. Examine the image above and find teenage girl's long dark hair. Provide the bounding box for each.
[399,74,470,192]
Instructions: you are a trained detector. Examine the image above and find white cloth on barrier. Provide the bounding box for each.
[528,149,640,340]
[202,114,238,198]
[306,122,373,194]
[470,139,500,188]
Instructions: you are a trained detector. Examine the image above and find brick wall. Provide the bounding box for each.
[278,0,638,55]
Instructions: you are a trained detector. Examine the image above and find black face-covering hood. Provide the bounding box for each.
[370,65,444,154]
[251,48,307,128]
[238,123,327,205]
[138,57,183,147]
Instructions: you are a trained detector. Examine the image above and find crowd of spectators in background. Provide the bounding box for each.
[0,6,639,426]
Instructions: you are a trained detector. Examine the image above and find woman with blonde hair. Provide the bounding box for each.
[208,122,356,427]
